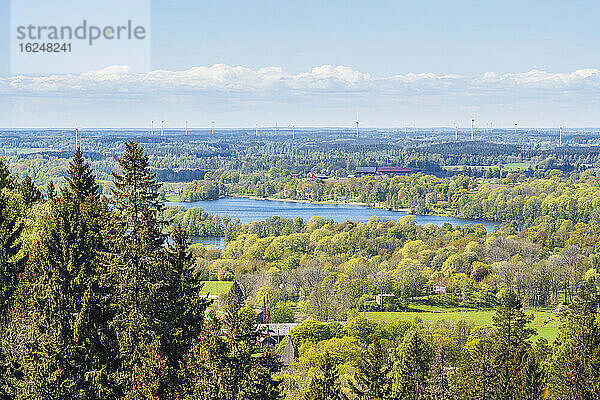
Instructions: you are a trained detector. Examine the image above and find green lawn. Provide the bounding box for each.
[503,162,531,171]
[366,309,560,342]
[200,281,233,296]
[442,162,530,172]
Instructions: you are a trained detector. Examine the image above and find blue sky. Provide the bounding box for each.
[1,0,600,128]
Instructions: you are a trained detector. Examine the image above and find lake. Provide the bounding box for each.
[168,197,499,249]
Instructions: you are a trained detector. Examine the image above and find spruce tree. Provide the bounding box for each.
[66,147,99,202]
[0,191,24,315]
[304,351,348,400]
[46,180,56,200]
[491,289,536,400]
[392,328,433,400]
[350,338,394,400]
[11,162,118,399]
[550,278,600,399]
[226,279,245,309]
[18,176,41,206]
[0,157,15,191]
[161,224,211,366]
[110,141,166,388]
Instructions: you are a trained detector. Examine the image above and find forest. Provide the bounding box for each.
[0,142,599,399]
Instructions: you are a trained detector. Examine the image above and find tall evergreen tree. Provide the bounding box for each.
[161,224,211,366]
[491,289,537,400]
[110,142,167,389]
[550,278,600,400]
[18,176,41,206]
[66,147,99,202]
[349,338,394,400]
[11,159,118,399]
[226,279,245,309]
[46,180,56,200]
[304,351,347,400]
[392,328,433,400]
[0,158,15,191]
[0,191,24,316]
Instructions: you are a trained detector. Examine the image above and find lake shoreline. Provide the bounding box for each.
[166,196,499,232]
[184,194,413,213]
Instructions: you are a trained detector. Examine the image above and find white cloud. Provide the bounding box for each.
[1,65,599,99]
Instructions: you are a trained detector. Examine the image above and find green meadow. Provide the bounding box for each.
[366,309,560,342]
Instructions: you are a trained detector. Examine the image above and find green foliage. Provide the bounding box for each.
[344,315,382,346]
[180,307,282,400]
[303,351,348,400]
[0,190,25,315]
[392,328,434,400]
[290,320,335,350]
[550,278,600,399]
[225,280,245,309]
[349,339,394,400]
[273,301,295,323]
[66,147,99,202]
[18,175,42,206]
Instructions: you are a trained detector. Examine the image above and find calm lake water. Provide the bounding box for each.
[168,197,498,248]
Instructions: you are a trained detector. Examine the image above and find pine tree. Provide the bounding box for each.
[349,338,394,400]
[66,147,99,202]
[304,351,348,400]
[392,328,433,400]
[550,278,600,399]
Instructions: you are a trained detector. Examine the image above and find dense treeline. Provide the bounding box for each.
[194,210,600,318]
[0,145,599,399]
[277,283,599,400]
[180,168,600,230]
[0,146,280,399]
[5,129,600,187]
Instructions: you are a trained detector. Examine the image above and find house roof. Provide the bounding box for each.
[378,167,414,173]
[280,336,295,367]
[356,166,377,173]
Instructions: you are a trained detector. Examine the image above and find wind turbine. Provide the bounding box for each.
[292,124,296,140]
[355,113,359,138]
[151,120,154,135]
[211,120,215,136]
[454,124,459,140]
[75,126,79,149]
[559,126,563,146]
[471,119,474,140]
[514,123,517,136]
[185,120,188,136]
[255,123,258,137]
[161,120,164,137]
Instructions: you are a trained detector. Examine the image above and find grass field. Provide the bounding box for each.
[366,309,560,342]
[442,162,531,172]
[200,281,233,297]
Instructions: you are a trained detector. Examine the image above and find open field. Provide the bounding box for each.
[442,162,531,172]
[366,309,560,342]
[200,281,233,297]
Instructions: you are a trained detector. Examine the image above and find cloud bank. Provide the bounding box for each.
[4,64,599,96]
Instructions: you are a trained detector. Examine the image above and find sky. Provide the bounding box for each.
[1,0,600,128]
